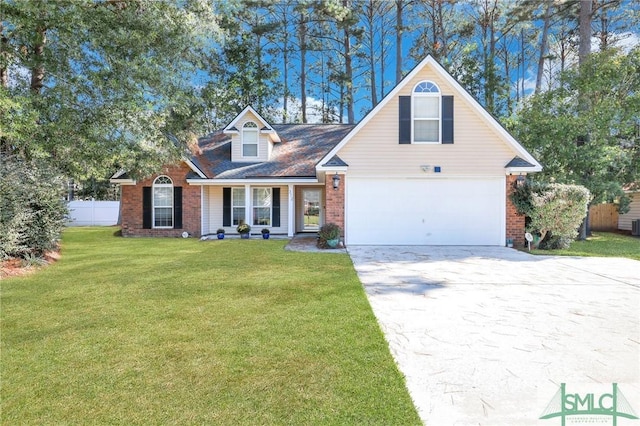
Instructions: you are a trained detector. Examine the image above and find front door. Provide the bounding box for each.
[302,189,322,232]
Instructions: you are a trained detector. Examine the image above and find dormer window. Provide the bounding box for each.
[242,121,258,157]
[412,81,441,143]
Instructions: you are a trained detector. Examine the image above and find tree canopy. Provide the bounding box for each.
[1,0,218,181]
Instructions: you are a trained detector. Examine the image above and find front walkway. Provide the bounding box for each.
[348,246,640,425]
[284,234,347,253]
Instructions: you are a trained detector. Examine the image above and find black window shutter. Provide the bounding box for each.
[399,96,411,144]
[173,186,183,229]
[272,187,281,227]
[442,95,454,144]
[142,187,152,229]
[222,187,231,227]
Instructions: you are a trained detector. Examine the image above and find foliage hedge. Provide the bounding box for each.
[511,181,591,249]
[0,157,68,259]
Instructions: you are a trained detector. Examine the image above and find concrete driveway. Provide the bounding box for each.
[348,246,640,425]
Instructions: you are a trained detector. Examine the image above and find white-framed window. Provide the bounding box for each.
[412,80,441,143]
[232,187,246,226]
[242,121,258,157]
[153,175,173,228]
[252,188,272,226]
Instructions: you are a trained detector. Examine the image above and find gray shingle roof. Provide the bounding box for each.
[193,123,355,179]
[505,156,536,168]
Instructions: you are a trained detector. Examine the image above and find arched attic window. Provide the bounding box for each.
[412,80,441,143]
[242,121,258,157]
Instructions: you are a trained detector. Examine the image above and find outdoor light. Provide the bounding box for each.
[332,172,341,190]
[515,174,526,187]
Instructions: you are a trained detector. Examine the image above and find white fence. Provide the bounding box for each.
[67,200,120,226]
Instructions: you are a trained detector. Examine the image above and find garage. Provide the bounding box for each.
[346,177,505,245]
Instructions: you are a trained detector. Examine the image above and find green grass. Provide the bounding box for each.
[534,232,640,261]
[1,228,420,425]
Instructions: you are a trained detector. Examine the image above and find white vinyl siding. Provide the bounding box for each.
[204,186,289,235]
[619,192,640,231]
[231,111,271,162]
[336,62,515,178]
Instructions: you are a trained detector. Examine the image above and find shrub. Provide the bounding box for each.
[528,183,591,249]
[236,223,251,234]
[0,157,68,259]
[317,223,341,248]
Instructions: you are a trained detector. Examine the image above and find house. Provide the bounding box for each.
[111,55,542,246]
[619,189,640,235]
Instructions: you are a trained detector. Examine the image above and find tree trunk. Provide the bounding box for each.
[578,0,592,66]
[395,0,403,83]
[298,15,307,123]
[30,26,47,93]
[578,206,591,240]
[437,0,448,59]
[1,22,8,89]
[535,2,552,94]
[344,27,354,124]
[366,1,378,108]
[598,2,609,50]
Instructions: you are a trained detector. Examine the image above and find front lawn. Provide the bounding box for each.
[534,231,640,261]
[1,228,420,425]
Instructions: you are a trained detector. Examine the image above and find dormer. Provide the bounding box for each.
[223,106,280,163]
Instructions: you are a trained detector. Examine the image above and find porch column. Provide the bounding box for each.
[506,175,525,247]
[324,172,345,235]
[287,184,295,237]
[244,184,252,232]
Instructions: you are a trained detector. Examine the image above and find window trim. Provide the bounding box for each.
[411,80,441,144]
[242,121,259,158]
[252,187,272,227]
[152,175,173,229]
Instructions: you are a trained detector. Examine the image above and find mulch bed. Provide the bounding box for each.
[0,250,60,279]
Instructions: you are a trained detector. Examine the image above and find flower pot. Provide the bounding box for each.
[326,238,339,248]
[262,233,270,239]
[241,233,250,239]
[217,233,225,240]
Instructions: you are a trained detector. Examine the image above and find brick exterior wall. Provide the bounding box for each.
[120,163,201,237]
[324,174,345,235]
[505,174,525,247]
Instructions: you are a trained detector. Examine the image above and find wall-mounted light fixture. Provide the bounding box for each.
[332,172,341,190]
[515,174,526,188]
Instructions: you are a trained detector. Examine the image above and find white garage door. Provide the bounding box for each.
[346,177,505,245]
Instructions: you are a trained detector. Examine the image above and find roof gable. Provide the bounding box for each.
[318,55,542,172]
[223,105,281,145]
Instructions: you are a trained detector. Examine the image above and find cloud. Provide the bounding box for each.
[271,96,340,124]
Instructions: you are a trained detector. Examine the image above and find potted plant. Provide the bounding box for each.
[261,228,270,239]
[216,228,225,240]
[318,222,341,249]
[237,223,251,239]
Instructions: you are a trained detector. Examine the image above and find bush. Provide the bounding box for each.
[528,183,591,249]
[317,223,341,249]
[236,223,251,234]
[0,157,68,259]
